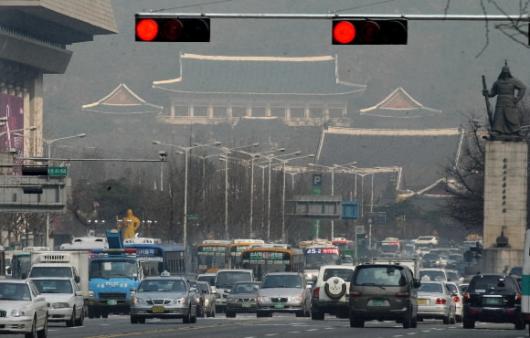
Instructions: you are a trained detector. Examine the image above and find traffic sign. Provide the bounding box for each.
[312,174,322,195]
[48,167,68,177]
[187,214,199,221]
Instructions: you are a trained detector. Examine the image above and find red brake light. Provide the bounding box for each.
[435,298,447,305]
[333,21,357,44]
[312,287,320,300]
[453,296,460,303]
[136,19,159,41]
[516,293,522,302]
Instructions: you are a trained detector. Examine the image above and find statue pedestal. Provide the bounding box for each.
[479,247,523,274]
[482,140,527,271]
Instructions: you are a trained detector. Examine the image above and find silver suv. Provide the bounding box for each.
[311,265,355,320]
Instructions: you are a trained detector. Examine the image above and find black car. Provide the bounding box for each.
[463,274,524,330]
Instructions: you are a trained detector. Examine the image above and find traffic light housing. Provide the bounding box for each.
[332,19,407,45]
[135,16,210,42]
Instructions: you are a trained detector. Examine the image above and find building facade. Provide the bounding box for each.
[153,54,366,127]
[0,0,117,156]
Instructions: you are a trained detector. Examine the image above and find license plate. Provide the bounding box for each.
[107,300,117,306]
[242,303,252,308]
[417,299,428,305]
[151,306,165,313]
[368,299,389,307]
[274,303,285,309]
[482,297,503,306]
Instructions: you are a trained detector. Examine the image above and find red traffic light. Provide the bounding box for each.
[136,18,159,41]
[332,19,407,45]
[135,16,210,42]
[333,21,357,44]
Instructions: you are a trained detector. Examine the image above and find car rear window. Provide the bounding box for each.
[418,283,443,293]
[468,276,517,294]
[419,270,446,282]
[323,269,354,281]
[353,266,406,287]
[446,271,459,282]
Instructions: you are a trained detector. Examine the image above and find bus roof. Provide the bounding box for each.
[123,242,185,251]
[242,246,302,255]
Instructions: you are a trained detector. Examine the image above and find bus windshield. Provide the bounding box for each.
[30,267,72,278]
[89,259,137,279]
[304,248,340,269]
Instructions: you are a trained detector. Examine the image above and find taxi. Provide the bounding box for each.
[130,271,198,324]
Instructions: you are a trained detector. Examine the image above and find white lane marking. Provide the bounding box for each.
[393,335,403,338]
[243,336,255,338]
[324,327,334,330]
[421,330,430,333]
[407,333,416,336]
[306,328,318,332]
[288,331,300,334]
[265,334,278,337]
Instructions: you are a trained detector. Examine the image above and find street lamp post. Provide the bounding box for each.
[275,154,314,242]
[43,133,87,158]
[152,140,221,253]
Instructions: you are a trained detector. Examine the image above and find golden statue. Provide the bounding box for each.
[117,209,141,239]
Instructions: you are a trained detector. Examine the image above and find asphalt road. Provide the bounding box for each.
[3,314,529,338]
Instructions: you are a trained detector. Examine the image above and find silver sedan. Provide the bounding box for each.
[130,275,198,324]
[256,272,311,318]
[416,281,456,324]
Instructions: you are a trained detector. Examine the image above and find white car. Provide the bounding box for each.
[311,265,355,320]
[445,282,463,322]
[419,268,448,282]
[415,236,439,246]
[0,280,48,338]
[30,278,84,327]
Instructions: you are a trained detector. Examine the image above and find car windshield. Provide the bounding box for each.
[197,275,216,286]
[232,283,259,294]
[33,280,73,294]
[138,279,187,293]
[89,260,137,279]
[419,283,443,293]
[262,275,302,289]
[354,266,406,287]
[468,276,517,294]
[0,283,31,301]
[419,270,446,282]
[323,268,354,281]
[446,271,459,281]
[304,253,340,269]
[30,267,72,278]
[197,283,210,294]
[216,272,251,288]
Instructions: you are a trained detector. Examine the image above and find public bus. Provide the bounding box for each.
[332,237,354,258]
[123,238,185,276]
[11,246,50,279]
[228,239,265,269]
[196,240,231,273]
[380,237,402,256]
[301,244,341,281]
[240,244,304,281]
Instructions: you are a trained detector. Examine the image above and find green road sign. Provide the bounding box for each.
[187,214,199,221]
[47,166,68,177]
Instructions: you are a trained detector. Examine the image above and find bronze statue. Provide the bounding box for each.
[482,62,526,136]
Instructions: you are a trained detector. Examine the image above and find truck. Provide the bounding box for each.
[28,251,90,298]
[86,230,143,318]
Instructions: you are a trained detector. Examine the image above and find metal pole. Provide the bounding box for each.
[183,149,189,249]
[160,161,164,192]
[267,158,272,241]
[281,161,286,242]
[225,158,229,239]
[331,168,335,240]
[202,157,206,203]
[45,213,50,248]
[354,174,357,198]
[137,12,530,21]
[368,220,372,251]
[261,166,265,233]
[370,174,374,213]
[249,157,255,238]
[361,176,365,218]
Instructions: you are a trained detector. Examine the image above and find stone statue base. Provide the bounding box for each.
[483,140,527,251]
[479,247,523,274]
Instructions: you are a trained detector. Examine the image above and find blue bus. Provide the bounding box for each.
[123,240,185,276]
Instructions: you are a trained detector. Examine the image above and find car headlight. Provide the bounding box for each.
[89,291,95,298]
[173,297,187,305]
[10,309,25,317]
[204,299,209,306]
[257,296,268,304]
[290,295,303,303]
[52,302,70,309]
[134,297,146,305]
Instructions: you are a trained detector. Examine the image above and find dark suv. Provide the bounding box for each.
[463,274,524,330]
[348,264,420,329]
